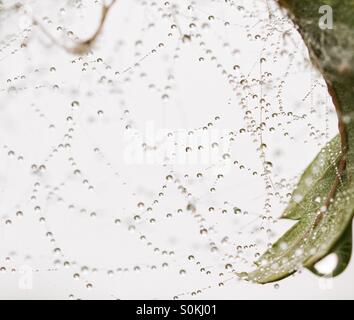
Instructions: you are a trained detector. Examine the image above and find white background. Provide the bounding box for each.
[0,0,353,299]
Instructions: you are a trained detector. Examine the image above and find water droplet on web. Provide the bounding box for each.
[0,0,338,299]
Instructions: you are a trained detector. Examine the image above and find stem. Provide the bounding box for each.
[9,0,117,55]
[314,81,348,226]
[70,0,117,54]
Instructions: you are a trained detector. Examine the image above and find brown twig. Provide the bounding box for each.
[314,82,348,226]
[11,0,117,55]
[69,0,117,54]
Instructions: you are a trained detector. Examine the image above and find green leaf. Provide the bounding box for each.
[282,135,341,220]
[243,173,354,283]
[240,0,354,284]
[308,223,352,277]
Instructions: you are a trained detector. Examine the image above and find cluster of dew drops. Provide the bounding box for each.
[0,0,336,299]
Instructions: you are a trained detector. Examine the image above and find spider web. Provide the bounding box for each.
[0,0,337,299]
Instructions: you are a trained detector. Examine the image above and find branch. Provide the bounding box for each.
[10,0,118,55]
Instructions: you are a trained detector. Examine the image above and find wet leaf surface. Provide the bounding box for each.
[244,0,354,284]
